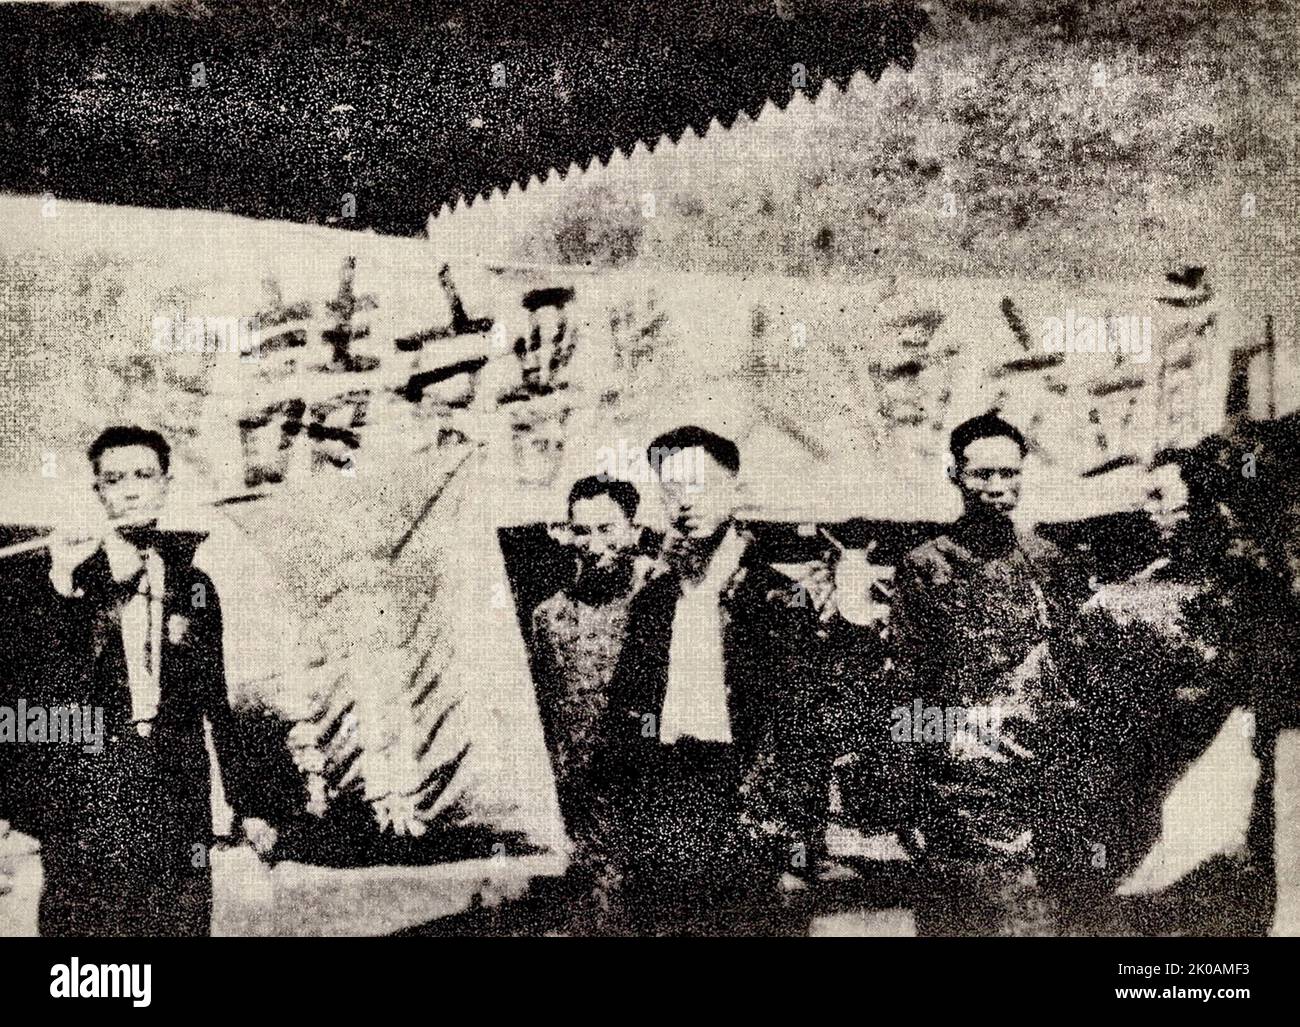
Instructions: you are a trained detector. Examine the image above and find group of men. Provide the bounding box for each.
[0,410,1291,937]
[526,414,1296,935]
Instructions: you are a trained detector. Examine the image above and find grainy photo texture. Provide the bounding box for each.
[0,0,1296,938]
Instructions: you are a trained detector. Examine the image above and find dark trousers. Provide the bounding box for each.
[914,848,1062,937]
[613,739,776,933]
[38,842,214,938]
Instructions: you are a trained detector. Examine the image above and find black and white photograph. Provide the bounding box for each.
[0,0,1296,981]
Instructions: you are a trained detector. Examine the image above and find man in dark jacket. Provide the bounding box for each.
[0,426,276,936]
[588,426,843,932]
[1067,444,1295,934]
[889,411,1086,936]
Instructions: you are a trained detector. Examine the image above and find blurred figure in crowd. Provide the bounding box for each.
[1070,441,1295,934]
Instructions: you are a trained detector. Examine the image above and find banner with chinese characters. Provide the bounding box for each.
[0,194,1287,861]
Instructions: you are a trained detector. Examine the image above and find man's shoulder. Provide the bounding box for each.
[729,550,788,594]
[168,558,217,593]
[161,555,221,620]
[902,527,1065,575]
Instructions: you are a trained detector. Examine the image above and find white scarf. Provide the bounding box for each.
[659,527,746,745]
[105,539,165,726]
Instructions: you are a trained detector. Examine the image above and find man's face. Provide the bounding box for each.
[657,447,736,540]
[955,436,1023,518]
[568,494,637,572]
[94,445,169,524]
[1144,463,1191,539]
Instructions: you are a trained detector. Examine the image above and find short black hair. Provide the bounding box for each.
[88,425,171,475]
[568,475,639,520]
[646,425,741,477]
[949,410,1027,466]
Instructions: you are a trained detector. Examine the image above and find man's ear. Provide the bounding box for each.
[945,461,961,484]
